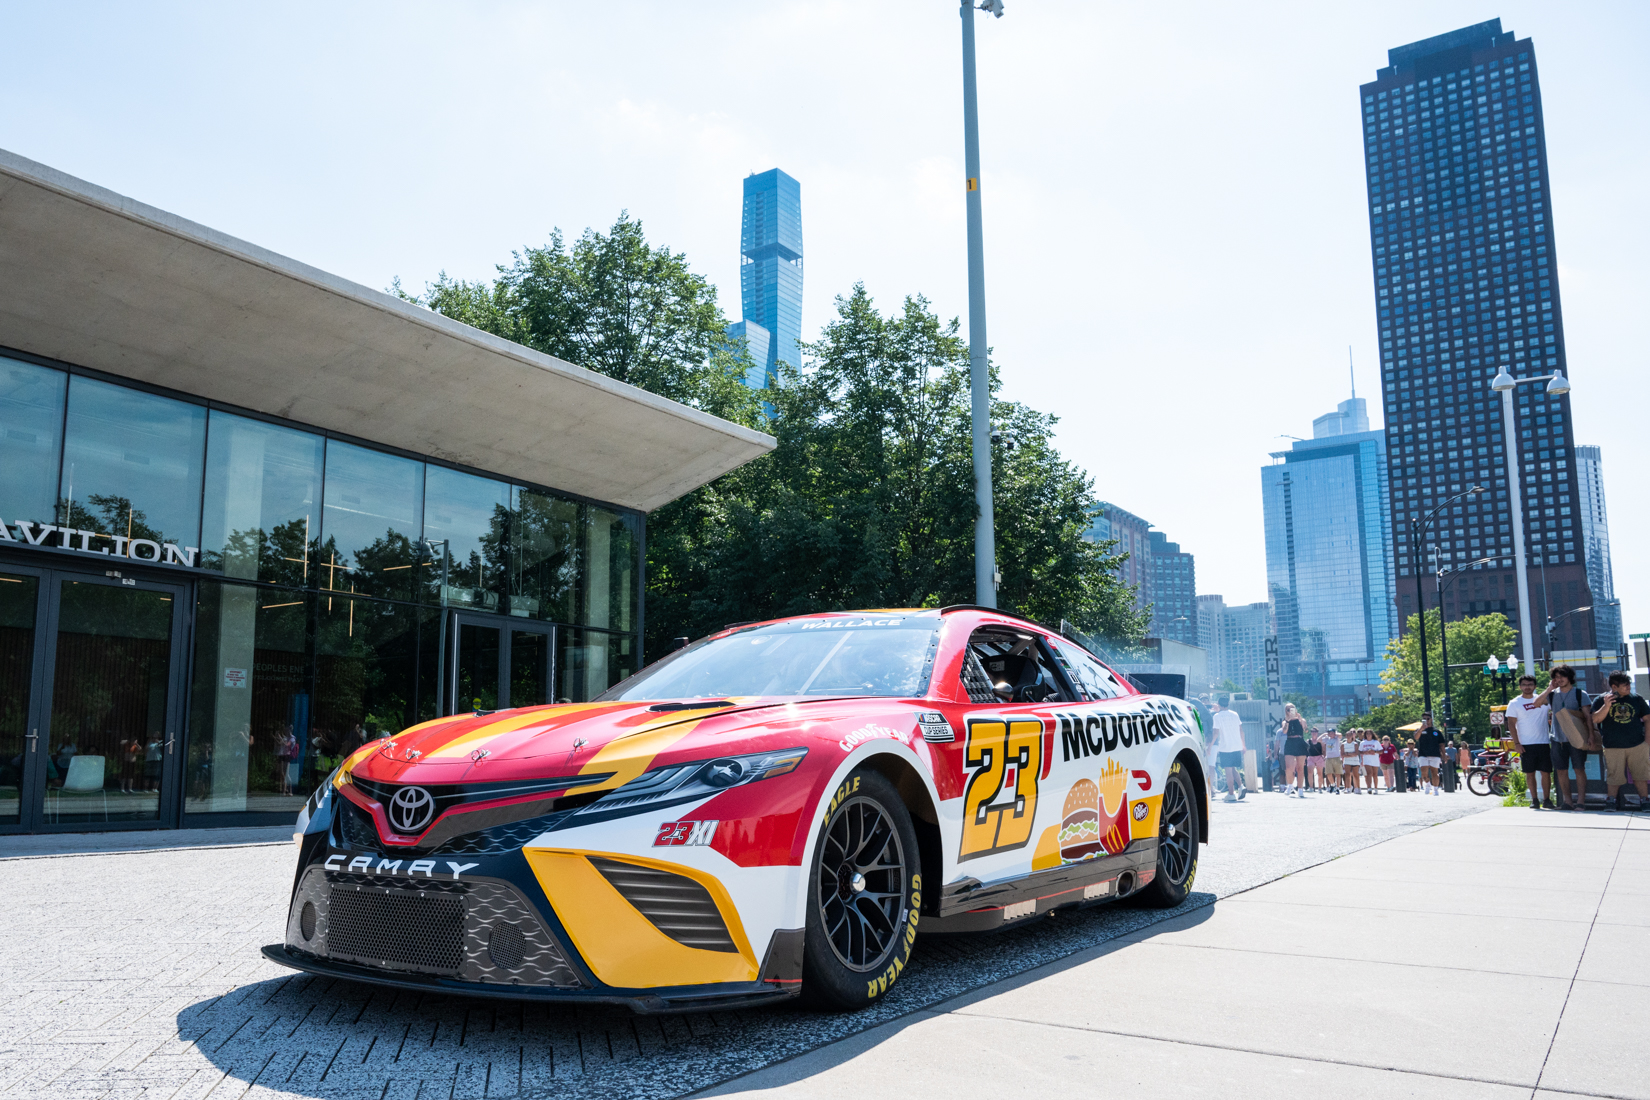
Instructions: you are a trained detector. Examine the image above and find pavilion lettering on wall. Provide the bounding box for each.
[0,517,199,567]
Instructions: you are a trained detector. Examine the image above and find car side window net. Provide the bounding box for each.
[963,630,1074,704]
[1047,638,1129,701]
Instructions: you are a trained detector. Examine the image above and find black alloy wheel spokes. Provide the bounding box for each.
[817,798,906,972]
[1158,776,1193,885]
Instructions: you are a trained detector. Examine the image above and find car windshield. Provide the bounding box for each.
[599,616,939,701]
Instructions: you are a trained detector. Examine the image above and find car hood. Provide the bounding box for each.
[343,697,830,795]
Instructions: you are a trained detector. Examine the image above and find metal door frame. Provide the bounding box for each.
[10,565,191,833]
[445,611,555,716]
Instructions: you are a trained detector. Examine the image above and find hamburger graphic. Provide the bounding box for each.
[1059,779,1103,863]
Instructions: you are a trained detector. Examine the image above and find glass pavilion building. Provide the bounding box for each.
[0,150,773,834]
[1262,399,1396,717]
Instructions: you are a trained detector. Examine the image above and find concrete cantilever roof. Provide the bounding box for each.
[0,148,775,513]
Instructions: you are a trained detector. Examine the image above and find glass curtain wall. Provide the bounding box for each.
[0,355,644,823]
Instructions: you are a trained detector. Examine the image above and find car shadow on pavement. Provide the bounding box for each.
[176,892,1217,1100]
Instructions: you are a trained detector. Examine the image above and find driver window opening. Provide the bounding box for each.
[962,630,1073,704]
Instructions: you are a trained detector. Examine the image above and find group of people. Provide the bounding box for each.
[1504,666,1650,812]
[1208,697,1463,801]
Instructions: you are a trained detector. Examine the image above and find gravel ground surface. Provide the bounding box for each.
[0,786,1488,1099]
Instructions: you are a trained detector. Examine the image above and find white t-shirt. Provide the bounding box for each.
[1323,735,1342,758]
[1212,709,1245,753]
[1358,738,1380,757]
[1507,695,1551,746]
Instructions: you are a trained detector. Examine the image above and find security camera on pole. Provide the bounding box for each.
[961,0,1003,606]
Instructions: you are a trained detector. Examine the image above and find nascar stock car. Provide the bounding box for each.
[264,606,1212,1012]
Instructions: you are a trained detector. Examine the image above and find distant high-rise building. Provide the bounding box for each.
[1085,503,1198,645]
[727,169,803,388]
[1575,445,1622,663]
[1262,396,1396,717]
[1193,595,1274,691]
[1363,20,1600,663]
[1148,531,1197,645]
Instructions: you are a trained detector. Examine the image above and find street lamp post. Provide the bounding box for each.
[1409,486,1486,716]
[1434,555,1496,727]
[1544,605,1593,666]
[1491,366,1572,670]
[1483,653,1520,704]
[960,0,1003,606]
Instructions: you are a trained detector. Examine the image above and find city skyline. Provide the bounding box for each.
[1,5,1641,631]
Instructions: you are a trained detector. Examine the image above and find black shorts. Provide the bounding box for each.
[1217,750,1245,769]
[1549,739,1582,772]
[1520,742,1553,774]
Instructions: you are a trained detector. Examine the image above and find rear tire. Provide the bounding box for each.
[801,768,921,1011]
[1466,770,1492,796]
[1135,761,1198,909]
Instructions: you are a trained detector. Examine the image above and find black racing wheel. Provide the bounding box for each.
[1135,759,1199,909]
[802,767,921,1010]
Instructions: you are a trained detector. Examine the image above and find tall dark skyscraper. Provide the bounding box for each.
[1362,20,1599,667]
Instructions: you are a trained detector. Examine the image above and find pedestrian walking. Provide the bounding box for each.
[1538,665,1595,811]
[1402,739,1420,791]
[1212,696,1247,803]
[1307,730,1326,790]
[1506,674,1555,810]
[1591,671,1650,812]
[1416,712,1446,796]
[1379,735,1398,792]
[1281,703,1310,797]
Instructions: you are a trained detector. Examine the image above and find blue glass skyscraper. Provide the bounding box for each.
[1262,398,1397,717]
[729,169,802,388]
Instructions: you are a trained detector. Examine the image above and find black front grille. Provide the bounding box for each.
[590,857,736,953]
[337,799,381,848]
[431,813,559,855]
[327,883,465,975]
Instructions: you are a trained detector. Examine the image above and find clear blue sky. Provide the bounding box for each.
[4,2,1645,633]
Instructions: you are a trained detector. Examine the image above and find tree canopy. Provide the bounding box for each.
[401,217,1147,660]
[1349,609,1534,737]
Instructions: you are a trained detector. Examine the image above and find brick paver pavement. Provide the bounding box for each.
[0,788,1486,1099]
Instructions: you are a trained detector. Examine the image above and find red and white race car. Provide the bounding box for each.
[266,607,1211,1012]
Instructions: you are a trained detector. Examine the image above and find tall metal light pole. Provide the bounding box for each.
[1491,366,1571,669]
[961,0,1002,606]
[1409,486,1484,716]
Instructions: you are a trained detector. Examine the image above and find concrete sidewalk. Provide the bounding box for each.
[699,807,1650,1100]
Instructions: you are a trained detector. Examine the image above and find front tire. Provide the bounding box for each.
[802,768,921,1011]
[1135,761,1199,909]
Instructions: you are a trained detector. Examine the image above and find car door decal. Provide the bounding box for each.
[959,718,1043,861]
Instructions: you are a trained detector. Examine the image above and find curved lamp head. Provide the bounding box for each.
[1490,367,1516,392]
[1545,370,1571,395]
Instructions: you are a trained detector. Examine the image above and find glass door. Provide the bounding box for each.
[33,572,189,829]
[448,613,554,715]
[0,568,47,827]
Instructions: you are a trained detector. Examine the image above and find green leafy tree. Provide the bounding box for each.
[398,213,759,426]
[406,227,1147,661]
[1367,610,1529,738]
[645,287,1146,654]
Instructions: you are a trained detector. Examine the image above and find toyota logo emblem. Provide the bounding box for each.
[388,786,435,833]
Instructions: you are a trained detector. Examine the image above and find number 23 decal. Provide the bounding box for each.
[959,718,1043,860]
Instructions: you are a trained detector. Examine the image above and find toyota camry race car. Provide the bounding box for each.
[264,607,1211,1012]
